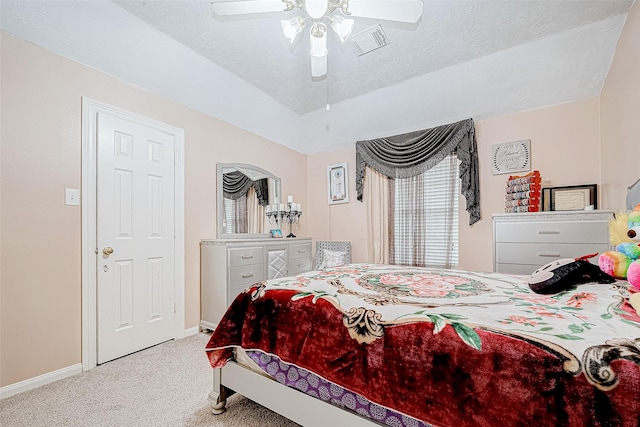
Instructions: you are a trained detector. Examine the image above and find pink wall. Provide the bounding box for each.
[306,98,603,273]
[1,0,638,390]
[0,33,306,387]
[600,0,640,209]
[306,148,367,262]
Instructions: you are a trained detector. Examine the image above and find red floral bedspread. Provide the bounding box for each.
[206,264,640,427]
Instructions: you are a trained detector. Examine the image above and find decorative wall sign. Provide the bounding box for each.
[327,162,349,205]
[492,140,531,175]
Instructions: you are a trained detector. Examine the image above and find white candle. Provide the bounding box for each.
[288,195,294,203]
[266,205,271,214]
[279,203,285,211]
[297,203,302,212]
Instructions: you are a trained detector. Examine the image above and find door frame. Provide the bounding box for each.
[81,97,185,371]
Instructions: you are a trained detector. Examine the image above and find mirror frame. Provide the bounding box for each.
[217,162,281,239]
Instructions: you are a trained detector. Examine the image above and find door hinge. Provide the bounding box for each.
[174,302,177,314]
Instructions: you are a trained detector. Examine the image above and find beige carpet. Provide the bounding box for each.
[0,333,299,426]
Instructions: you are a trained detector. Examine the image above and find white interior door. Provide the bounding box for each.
[96,111,177,364]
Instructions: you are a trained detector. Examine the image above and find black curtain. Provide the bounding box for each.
[223,171,252,200]
[355,118,480,225]
[252,179,269,206]
[223,173,268,206]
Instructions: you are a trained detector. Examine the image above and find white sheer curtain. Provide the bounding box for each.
[364,167,390,264]
[247,187,265,234]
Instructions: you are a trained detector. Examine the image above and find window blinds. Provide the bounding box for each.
[392,154,459,268]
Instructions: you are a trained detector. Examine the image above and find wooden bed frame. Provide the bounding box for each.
[209,361,385,426]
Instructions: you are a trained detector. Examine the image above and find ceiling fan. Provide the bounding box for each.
[210,0,424,78]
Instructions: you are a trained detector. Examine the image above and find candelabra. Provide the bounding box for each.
[266,198,302,238]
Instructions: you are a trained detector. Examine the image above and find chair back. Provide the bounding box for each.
[314,241,352,269]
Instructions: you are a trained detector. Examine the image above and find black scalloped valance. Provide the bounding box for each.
[223,172,268,206]
[355,118,480,225]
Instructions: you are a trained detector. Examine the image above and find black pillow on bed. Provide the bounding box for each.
[528,257,616,294]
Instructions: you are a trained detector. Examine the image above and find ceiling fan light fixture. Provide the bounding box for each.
[281,16,305,43]
[310,24,328,57]
[330,15,354,42]
[209,0,424,79]
[310,54,328,77]
[304,0,329,20]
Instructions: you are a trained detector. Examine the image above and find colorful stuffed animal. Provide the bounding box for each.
[598,203,640,290]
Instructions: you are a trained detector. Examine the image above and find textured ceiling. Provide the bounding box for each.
[1,0,635,154]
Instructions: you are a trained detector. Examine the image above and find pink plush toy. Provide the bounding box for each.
[599,203,640,290]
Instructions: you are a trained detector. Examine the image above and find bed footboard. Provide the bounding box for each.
[208,368,233,415]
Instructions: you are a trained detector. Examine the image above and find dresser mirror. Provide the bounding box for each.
[217,163,281,238]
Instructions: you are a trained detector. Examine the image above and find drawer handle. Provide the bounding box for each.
[297,249,307,253]
[537,252,561,257]
[241,272,254,278]
[241,255,254,260]
[297,263,306,268]
[537,230,560,235]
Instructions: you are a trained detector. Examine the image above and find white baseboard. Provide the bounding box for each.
[182,326,200,337]
[0,363,82,400]
[2,329,201,400]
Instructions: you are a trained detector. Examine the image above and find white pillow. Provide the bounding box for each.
[319,249,348,269]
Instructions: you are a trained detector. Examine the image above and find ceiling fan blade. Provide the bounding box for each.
[346,0,423,23]
[210,0,287,16]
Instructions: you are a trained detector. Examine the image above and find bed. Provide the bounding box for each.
[205,263,640,427]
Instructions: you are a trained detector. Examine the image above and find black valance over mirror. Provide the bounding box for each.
[223,171,269,206]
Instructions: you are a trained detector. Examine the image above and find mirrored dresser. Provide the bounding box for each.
[200,237,312,331]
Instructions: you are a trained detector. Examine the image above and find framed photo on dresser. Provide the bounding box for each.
[542,184,597,211]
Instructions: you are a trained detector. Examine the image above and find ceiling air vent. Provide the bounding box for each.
[350,24,389,56]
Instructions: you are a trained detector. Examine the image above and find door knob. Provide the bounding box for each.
[103,247,114,256]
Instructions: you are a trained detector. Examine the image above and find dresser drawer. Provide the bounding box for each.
[289,258,312,275]
[495,221,609,244]
[229,263,264,285]
[495,263,539,275]
[228,246,264,266]
[495,242,609,265]
[289,243,312,260]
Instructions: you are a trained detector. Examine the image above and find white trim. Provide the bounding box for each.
[0,364,82,400]
[81,97,185,371]
[183,326,201,338]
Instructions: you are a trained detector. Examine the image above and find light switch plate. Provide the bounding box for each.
[65,188,80,206]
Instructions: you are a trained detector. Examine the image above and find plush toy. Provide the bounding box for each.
[529,254,615,295]
[598,203,640,290]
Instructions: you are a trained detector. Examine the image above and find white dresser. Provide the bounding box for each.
[200,237,313,331]
[493,210,614,275]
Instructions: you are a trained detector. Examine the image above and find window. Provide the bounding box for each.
[391,154,459,268]
[223,195,248,234]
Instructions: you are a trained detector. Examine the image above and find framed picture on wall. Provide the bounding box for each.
[327,162,349,205]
